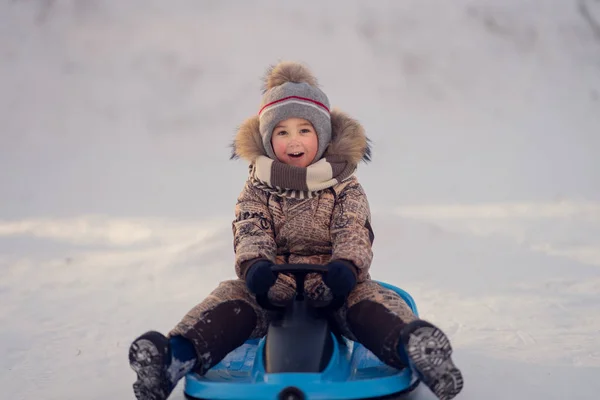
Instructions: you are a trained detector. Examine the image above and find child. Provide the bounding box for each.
[128,61,464,400]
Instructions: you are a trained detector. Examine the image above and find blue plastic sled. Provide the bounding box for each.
[184,264,419,400]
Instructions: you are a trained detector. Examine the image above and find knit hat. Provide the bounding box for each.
[258,62,332,164]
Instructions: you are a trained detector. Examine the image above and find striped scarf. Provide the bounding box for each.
[250,155,356,199]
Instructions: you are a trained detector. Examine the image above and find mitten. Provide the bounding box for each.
[245,259,277,295]
[323,260,357,297]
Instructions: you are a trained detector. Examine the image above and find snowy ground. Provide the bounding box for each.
[1,1,600,399]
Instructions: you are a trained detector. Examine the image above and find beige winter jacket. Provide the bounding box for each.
[230,109,374,285]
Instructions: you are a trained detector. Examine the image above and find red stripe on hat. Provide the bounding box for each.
[258,96,330,116]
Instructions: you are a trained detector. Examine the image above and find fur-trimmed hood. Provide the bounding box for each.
[230,109,372,165]
[230,61,371,165]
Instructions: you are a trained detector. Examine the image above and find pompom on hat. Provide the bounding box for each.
[258,62,332,164]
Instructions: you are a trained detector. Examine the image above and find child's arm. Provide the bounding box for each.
[232,180,277,280]
[330,179,374,283]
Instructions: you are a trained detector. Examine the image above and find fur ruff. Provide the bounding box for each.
[230,108,371,165]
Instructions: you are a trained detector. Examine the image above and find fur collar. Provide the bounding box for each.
[230,108,372,165]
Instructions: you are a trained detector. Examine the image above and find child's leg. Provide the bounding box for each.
[337,280,463,400]
[129,279,273,400]
[168,279,270,373]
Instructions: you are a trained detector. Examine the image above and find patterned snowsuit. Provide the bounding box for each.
[168,110,417,374]
[169,178,417,374]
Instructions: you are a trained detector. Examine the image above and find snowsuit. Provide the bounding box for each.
[168,109,417,374]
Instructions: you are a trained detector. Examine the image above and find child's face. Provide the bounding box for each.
[271,118,319,167]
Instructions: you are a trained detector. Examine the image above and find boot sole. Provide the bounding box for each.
[406,326,464,400]
[129,338,172,400]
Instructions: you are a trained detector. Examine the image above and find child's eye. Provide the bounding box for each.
[300,128,312,134]
[277,130,288,136]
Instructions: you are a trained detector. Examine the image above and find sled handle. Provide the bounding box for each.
[270,263,330,274]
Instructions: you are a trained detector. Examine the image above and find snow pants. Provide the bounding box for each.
[168,276,417,374]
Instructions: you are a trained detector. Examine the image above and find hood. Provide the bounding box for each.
[230,108,372,165]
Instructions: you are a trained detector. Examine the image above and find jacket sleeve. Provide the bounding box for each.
[232,180,277,279]
[329,179,374,283]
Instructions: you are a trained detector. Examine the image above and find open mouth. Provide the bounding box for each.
[288,152,304,158]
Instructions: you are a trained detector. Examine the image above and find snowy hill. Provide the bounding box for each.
[1,1,599,399]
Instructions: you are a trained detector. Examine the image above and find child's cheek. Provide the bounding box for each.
[272,140,285,159]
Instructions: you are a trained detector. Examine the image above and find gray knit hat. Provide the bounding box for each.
[258,62,331,164]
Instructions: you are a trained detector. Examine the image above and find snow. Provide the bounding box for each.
[1,0,599,399]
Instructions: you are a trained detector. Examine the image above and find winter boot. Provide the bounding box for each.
[400,320,464,400]
[128,331,197,400]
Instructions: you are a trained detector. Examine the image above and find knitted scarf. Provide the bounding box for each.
[250,155,356,199]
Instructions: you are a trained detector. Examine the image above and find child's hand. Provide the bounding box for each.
[245,260,277,295]
[324,260,357,297]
